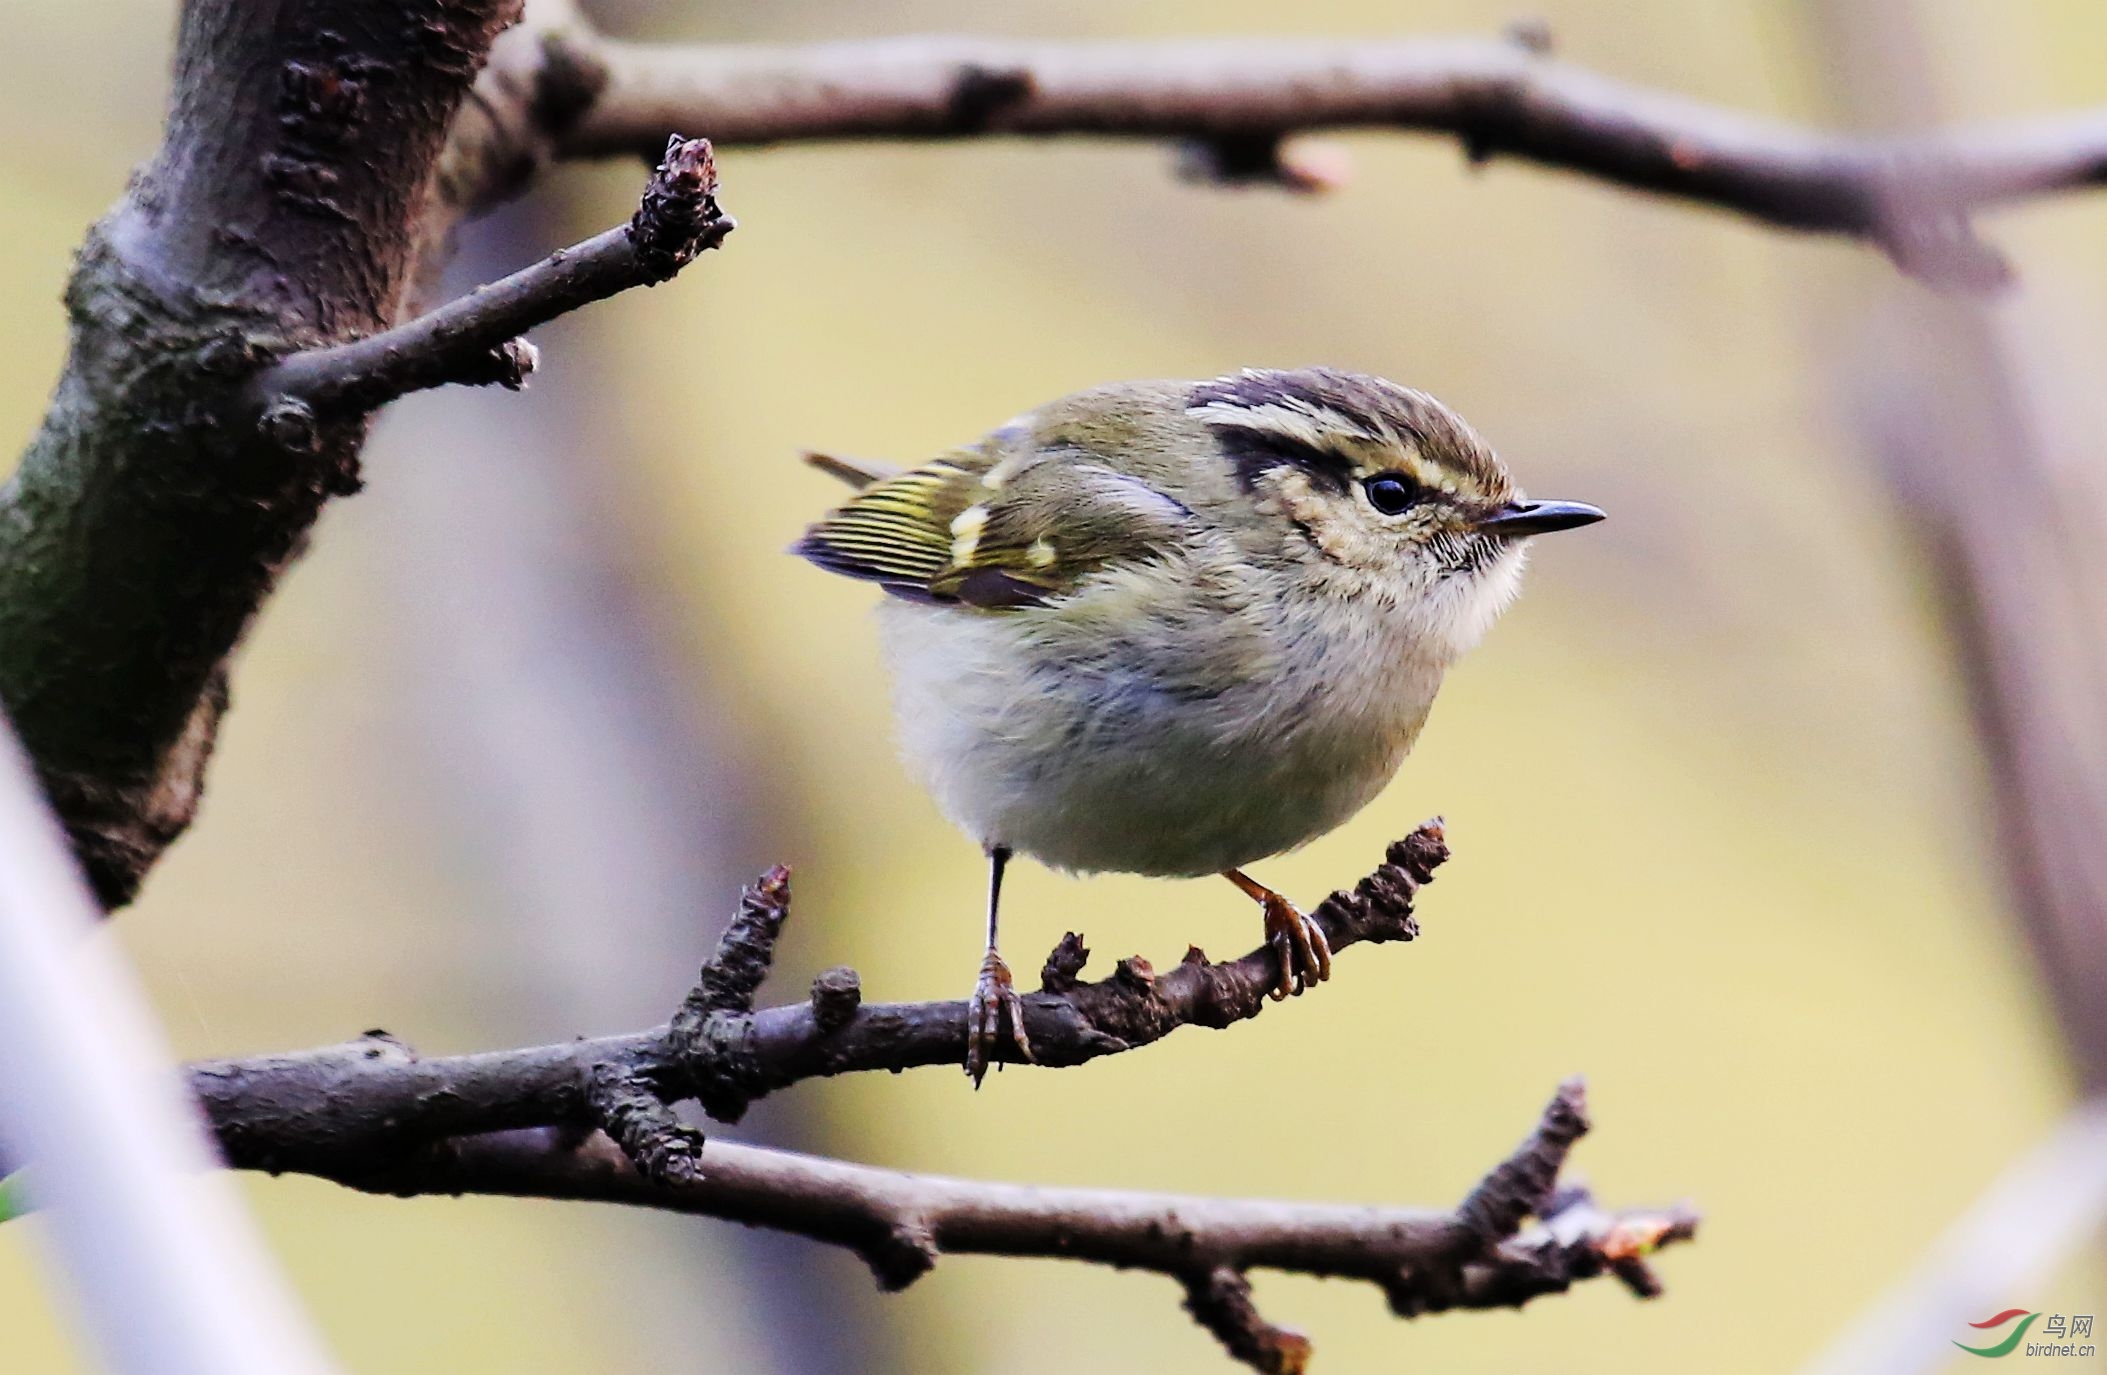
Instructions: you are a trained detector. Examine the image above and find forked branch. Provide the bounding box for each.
[185,824,1694,1370]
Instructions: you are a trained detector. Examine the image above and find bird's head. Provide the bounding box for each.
[1186,367,1603,659]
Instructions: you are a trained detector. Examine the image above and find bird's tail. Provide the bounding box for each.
[803,451,902,490]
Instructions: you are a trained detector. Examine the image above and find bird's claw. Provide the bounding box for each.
[1262,893,1333,1001]
[965,947,1034,1086]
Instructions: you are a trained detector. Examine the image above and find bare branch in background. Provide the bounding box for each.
[260,137,732,416]
[534,26,2107,282]
[1812,0,2107,1095]
[1792,0,2107,1360]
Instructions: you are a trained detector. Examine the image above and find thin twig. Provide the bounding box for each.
[1182,1268,1313,1375]
[544,29,2107,279]
[290,1085,1696,1373]
[256,136,732,416]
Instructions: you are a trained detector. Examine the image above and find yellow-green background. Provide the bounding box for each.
[1,1,2100,1371]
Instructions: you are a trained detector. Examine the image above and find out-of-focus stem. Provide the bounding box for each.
[0,713,337,1375]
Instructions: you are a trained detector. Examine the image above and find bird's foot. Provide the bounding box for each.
[965,946,1034,1087]
[1261,891,1333,1001]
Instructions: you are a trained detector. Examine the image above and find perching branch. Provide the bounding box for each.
[183,825,1691,1371]
[536,24,2107,281]
[259,136,732,416]
[193,826,1448,1173]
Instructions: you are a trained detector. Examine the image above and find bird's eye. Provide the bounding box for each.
[1361,472,1421,516]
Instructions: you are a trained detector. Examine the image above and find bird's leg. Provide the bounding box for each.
[966,844,1034,1086]
[1223,868,1333,1001]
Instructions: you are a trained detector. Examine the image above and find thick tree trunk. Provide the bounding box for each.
[0,0,519,906]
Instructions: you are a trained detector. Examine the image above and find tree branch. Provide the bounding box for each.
[230,1083,1696,1375]
[0,4,754,910]
[544,27,2107,281]
[180,824,1697,1367]
[193,827,1447,1174]
[259,136,731,416]
[0,0,527,908]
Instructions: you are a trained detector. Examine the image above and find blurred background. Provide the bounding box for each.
[1,0,2103,1371]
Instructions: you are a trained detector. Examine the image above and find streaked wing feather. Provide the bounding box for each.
[796,448,1190,612]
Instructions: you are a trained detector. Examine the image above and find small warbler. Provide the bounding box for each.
[798,368,1603,1083]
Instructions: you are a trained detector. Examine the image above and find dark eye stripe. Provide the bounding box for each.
[1211,428,1355,496]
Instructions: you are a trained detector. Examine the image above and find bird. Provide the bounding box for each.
[795,367,1603,1083]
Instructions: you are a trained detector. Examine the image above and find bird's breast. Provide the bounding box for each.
[878,565,1443,877]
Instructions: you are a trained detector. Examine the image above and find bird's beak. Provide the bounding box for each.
[1474,499,1606,538]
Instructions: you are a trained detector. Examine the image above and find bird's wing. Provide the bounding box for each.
[795,447,1194,611]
